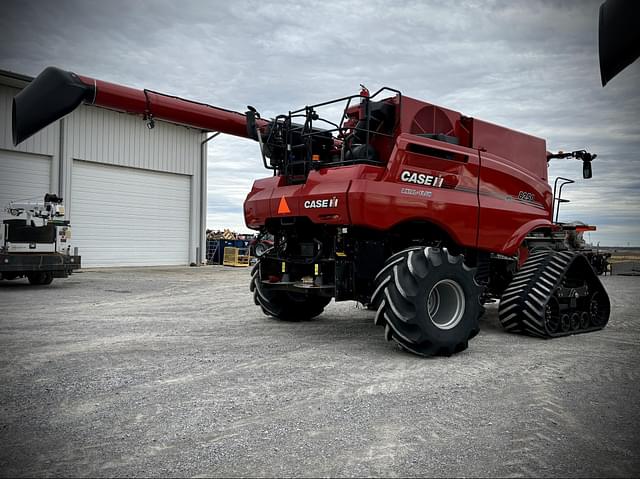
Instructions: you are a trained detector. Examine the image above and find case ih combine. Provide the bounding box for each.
[13,67,610,356]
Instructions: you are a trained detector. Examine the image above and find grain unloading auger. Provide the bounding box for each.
[13,66,610,356]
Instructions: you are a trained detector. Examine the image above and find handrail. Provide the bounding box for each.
[552,177,575,223]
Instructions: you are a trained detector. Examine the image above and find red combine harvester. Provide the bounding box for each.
[13,67,610,356]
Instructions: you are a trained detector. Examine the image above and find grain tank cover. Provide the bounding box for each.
[470,119,548,180]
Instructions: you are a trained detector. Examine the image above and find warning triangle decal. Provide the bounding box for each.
[277,197,291,214]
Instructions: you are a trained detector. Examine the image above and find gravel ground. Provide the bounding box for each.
[1,266,639,478]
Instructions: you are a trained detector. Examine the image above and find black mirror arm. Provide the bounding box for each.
[547,149,597,180]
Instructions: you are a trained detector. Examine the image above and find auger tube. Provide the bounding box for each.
[13,66,268,145]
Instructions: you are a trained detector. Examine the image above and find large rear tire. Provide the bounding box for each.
[371,246,483,356]
[250,263,331,321]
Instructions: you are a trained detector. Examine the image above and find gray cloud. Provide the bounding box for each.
[1,0,638,244]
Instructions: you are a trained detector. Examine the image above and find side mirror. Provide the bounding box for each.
[583,160,593,179]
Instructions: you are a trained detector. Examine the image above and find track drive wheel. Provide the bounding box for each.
[27,272,53,285]
[249,262,331,321]
[371,247,483,357]
[589,291,609,327]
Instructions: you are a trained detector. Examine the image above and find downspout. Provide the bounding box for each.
[58,117,64,198]
[58,116,69,223]
[200,131,221,264]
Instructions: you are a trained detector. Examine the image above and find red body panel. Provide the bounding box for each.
[351,135,481,249]
[477,151,553,253]
[471,118,548,181]
[245,168,359,228]
[245,127,553,256]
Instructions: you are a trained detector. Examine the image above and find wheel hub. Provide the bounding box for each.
[426,279,466,330]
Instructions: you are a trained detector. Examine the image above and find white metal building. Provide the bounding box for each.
[0,70,208,267]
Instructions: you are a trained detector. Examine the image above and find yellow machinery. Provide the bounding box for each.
[223,247,251,267]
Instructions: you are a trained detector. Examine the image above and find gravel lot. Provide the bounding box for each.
[1,266,639,477]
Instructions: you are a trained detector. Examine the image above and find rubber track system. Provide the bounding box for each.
[499,250,610,338]
[371,246,483,357]
[249,262,330,321]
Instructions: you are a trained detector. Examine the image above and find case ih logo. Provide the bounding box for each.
[400,170,444,187]
[304,197,339,209]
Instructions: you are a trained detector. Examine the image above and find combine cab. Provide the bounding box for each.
[12,67,610,355]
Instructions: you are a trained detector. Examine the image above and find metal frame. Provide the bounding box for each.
[552,176,575,223]
[260,87,402,180]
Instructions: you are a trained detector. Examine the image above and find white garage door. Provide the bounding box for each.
[71,161,191,267]
[0,150,51,220]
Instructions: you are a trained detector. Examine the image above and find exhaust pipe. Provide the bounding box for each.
[12,66,95,145]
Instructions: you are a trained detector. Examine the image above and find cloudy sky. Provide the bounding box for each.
[1,0,638,246]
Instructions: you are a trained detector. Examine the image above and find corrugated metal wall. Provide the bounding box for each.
[0,84,59,194]
[0,77,207,265]
[64,105,201,176]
